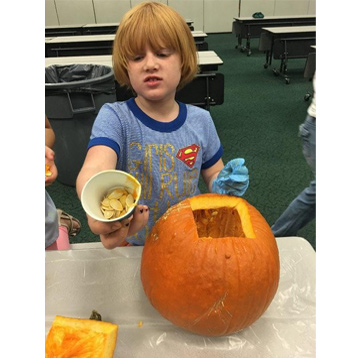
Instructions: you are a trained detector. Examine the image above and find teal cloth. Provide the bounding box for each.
[211,158,249,197]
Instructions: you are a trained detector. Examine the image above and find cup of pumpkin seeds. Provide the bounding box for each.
[81,170,141,223]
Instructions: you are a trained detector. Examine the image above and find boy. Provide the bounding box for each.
[76,2,248,249]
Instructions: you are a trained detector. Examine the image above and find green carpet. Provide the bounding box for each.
[47,32,316,249]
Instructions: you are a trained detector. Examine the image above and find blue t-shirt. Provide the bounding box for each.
[88,98,223,245]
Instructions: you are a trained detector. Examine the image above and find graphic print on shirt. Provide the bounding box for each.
[176,144,200,168]
[128,141,201,240]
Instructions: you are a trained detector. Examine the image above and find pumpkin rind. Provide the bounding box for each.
[140,193,280,336]
[45,315,118,358]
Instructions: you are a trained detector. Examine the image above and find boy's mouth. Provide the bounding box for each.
[144,76,162,82]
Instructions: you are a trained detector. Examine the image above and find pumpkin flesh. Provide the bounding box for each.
[45,315,118,358]
[193,207,245,238]
[141,194,280,336]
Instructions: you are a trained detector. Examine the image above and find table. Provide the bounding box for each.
[185,19,195,31]
[45,50,223,73]
[45,50,224,110]
[81,20,195,35]
[45,30,206,57]
[260,25,316,84]
[233,15,316,56]
[82,22,119,35]
[45,24,85,37]
[191,30,208,50]
[45,51,224,110]
[261,26,316,66]
[45,237,316,357]
[45,34,116,57]
[46,20,194,37]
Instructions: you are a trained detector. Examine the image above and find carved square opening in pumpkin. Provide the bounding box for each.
[193,207,246,238]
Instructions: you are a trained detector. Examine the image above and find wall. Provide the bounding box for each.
[168,0,204,31]
[45,0,316,32]
[239,0,316,17]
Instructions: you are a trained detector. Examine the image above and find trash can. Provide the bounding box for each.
[45,64,116,186]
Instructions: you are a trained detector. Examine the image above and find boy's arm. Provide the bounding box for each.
[76,145,149,249]
[201,158,224,192]
[76,145,118,199]
[76,145,129,249]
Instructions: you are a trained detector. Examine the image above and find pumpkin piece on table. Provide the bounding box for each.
[141,193,280,336]
[45,315,118,358]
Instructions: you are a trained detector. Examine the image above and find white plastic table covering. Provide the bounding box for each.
[45,237,316,357]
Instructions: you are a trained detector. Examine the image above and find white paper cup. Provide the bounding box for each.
[81,170,142,222]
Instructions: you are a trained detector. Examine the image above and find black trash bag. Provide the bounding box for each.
[45,64,117,186]
[45,64,110,84]
[45,64,116,119]
[45,64,115,95]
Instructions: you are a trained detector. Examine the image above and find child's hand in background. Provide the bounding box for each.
[45,146,58,186]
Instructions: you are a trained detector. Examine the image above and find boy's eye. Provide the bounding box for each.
[129,53,145,61]
[157,49,173,57]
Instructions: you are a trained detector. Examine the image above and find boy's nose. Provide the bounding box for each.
[144,54,159,71]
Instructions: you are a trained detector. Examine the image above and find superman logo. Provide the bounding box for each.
[176,144,200,168]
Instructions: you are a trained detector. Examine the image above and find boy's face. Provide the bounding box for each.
[127,45,182,102]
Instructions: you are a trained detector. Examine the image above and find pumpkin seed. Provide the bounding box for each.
[100,187,136,220]
[101,198,110,207]
[126,194,134,206]
[103,210,114,219]
[110,199,123,211]
[107,189,124,200]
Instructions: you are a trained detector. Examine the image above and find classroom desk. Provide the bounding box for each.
[233,15,316,56]
[186,19,195,31]
[190,30,208,50]
[45,50,223,73]
[46,20,194,37]
[261,25,316,66]
[82,22,119,35]
[45,51,224,110]
[260,25,316,84]
[45,34,116,57]
[81,20,195,35]
[45,24,85,37]
[45,31,208,57]
[45,237,316,357]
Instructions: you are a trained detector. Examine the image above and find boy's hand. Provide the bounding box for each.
[211,158,249,197]
[88,205,149,249]
[100,219,133,248]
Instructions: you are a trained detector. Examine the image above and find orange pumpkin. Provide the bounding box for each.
[141,193,280,336]
[45,315,118,358]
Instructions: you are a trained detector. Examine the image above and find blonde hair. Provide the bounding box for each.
[112,2,198,90]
